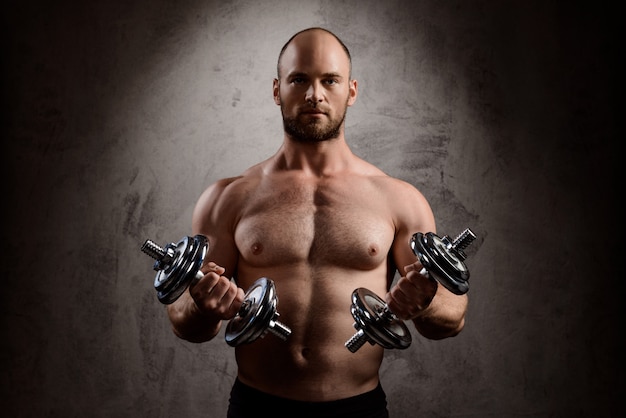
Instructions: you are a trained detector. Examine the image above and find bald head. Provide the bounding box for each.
[276,28,352,79]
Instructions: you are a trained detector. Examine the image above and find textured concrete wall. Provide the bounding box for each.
[2,0,620,416]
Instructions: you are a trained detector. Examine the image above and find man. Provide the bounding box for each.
[166,27,468,417]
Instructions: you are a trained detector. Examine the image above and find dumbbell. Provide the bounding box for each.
[141,235,291,346]
[345,228,476,353]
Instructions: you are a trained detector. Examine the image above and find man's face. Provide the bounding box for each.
[274,31,357,143]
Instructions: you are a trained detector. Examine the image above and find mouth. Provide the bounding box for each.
[300,109,327,116]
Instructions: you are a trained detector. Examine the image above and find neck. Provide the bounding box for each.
[273,135,353,177]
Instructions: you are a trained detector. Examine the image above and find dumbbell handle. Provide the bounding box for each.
[141,239,169,260]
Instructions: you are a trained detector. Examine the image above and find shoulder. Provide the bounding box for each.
[200,162,266,203]
[367,172,435,234]
[353,158,433,215]
[358,160,428,204]
[192,164,264,233]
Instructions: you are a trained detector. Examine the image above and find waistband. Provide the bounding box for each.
[227,377,389,418]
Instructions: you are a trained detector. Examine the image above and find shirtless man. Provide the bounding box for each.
[166,27,468,417]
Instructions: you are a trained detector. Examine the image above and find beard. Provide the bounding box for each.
[281,102,348,143]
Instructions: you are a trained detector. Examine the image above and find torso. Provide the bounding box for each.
[224,164,400,401]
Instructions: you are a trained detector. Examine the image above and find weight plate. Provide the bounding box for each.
[351,288,411,350]
[411,232,470,295]
[225,277,277,346]
[154,235,208,304]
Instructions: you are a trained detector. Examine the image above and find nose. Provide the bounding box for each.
[305,82,323,104]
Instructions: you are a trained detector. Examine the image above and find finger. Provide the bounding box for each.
[208,276,235,300]
[223,285,246,318]
[385,286,413,320]
[389,280,414,305]
[385,298,411,321]
[190,274,226,307]
[405,268,435,291]
[407,271,438,303]
[387,276,437,319]
[403,263,424,276]
[202,262,226,275]
[189,270,220,292]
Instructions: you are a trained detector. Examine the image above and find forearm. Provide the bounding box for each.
[166,292,222,343]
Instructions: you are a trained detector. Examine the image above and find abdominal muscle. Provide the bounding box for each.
[233,264,389,402]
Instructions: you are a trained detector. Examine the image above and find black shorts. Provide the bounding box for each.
[227,378,389,418]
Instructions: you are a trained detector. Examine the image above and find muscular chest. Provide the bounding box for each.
[234,178,394,270]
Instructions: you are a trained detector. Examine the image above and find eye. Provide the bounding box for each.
[324,79,338,85]
[291,77,305,84]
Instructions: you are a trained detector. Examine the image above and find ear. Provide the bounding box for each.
[273,78,281,105]
[347,79,358,106]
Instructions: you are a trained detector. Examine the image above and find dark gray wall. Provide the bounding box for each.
[2,0,620,417]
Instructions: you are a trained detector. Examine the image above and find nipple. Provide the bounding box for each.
[251,243,263,255]
[301,347,311,359]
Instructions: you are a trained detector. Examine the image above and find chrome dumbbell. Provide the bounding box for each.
[141,235,291,346]
[224,277,291,346]
[141,235,208,305]
[345,228,476,353]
